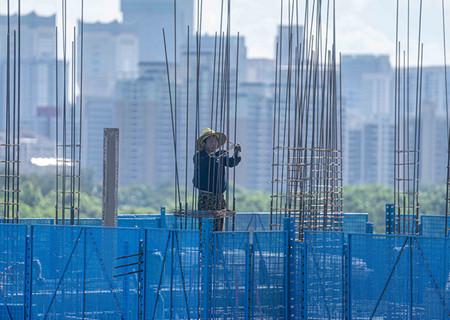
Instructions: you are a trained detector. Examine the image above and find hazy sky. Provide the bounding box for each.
[2,0,450,65]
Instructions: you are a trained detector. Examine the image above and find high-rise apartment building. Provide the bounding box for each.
[341,54,392,117]
[116,62,173,187]
[121,0,194,62]
[344,116,395,186]
[82,21,139,98]
[237,82,274,191]
[0,13,58,136]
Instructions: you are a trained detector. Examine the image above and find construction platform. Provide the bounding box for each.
[0,212,448,319]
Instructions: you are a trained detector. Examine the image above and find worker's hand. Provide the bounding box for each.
[234,144,241,156]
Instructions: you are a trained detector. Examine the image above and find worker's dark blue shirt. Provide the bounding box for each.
[193,150,241,194]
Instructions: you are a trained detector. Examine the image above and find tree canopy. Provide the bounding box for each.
[12,174,447,232]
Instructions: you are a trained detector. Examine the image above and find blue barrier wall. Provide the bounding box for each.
[0,220,448,319]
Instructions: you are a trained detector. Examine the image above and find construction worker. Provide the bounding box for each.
[193,128,241,231]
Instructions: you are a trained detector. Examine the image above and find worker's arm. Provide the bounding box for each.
[220,145,242,168]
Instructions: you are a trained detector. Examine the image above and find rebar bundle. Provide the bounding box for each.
[393,0,423,235]
[1,0,21,223]
[270,0,343,240]
[443,0,450,237]
[55,0,84,225]
[163,0,242,229]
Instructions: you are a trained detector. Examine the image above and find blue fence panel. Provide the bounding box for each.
[171,229,201,318]
[343,213,368,234]
[0,224,27,319]
[224,213,271,231]
[84,227,143,319]
[350,234,411,319]
[145,228,170,319]
[18,219,54,225]
[291,241,304,319]
[304,232,345,319]
[211,231,249,318]
[145,228,200,319]
[350,234,450,319]
[2,219,450,319]
[31,225,85,319]
[412,236,449,318]
[253,231,286,318]
[30,225,142,319]
[420,215,446,238]
[118,218,161,229]
[78,219,102,226]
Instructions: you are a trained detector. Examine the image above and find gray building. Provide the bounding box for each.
[82,97,117,181]
[341,54,392,117]
[121,0,194,62]
[116,62,173,187]
[344,116,395,186]
[237,82,274,191]
[81,21,139,180]
[114,34,248,189]
[246,58,275,84]
[0,13,59,136]
[275,25,304,66]
[82,21,139,98]
[420,103,448,186]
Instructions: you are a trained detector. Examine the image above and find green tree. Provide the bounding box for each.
[20,180,43,207]
[12,173,450,230]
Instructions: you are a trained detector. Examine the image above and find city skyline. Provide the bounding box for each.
[3,0,450,65]
[0,3,449,192]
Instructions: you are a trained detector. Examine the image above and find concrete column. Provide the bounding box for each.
[102,128,119,227]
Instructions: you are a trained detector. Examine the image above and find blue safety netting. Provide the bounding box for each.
[0,224,27,319]
[30,225,143,319]
[350,234,450,318]
[291,241,304,318]
[0,218,448,319]
[420,215,447,237]
[343,213,369,234]
[211,232,249,318]
[145,228,201,319]
[252,232,286,318]
[304,232,346,319]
